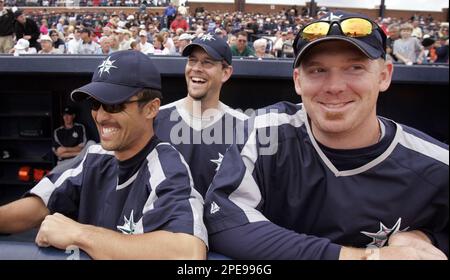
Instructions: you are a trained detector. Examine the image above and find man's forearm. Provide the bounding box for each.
[0,197,49,234]
[76,226,206,260]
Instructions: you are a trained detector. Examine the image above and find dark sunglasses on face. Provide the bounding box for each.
[88,97,150,114]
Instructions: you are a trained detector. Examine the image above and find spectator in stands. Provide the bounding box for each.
[53,106,87,164]
[138,30,154,54]
[393,23,424,65]
[386,23,400,62]
[77,27,101,54]
[170,12,189,32]
[0,0,15,54]
[164,2,176,28]
[421,35,437,64]
[9,38,37,56]
[38,34,61,54]
[49,29,66,53]
[66,29,81,54]
[231,31,255,57]
[435,36,449,64]
[204,10,448,261]
[177,33,191,54]
[411,20,423,38]
[14,10,41,51]
[99,36,112,54]
[253,38,274,59]
[40,18,49,35]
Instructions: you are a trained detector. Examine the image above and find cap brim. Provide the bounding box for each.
[293,36,383,68]
[182,43,223,61]
[71,82,142,104]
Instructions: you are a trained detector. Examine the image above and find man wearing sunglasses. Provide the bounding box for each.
[204,11,448,260]
[0,50,208,259]
[154,33,248,198]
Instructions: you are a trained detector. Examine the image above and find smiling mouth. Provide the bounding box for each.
[319,101,353,109]
[101,126,119,139]
[191,77,207,84]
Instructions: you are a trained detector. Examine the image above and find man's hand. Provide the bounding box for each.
[387,231,447,260]
[35,213,84,250]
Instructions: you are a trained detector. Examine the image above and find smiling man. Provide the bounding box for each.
[154,33,248,197]
[204,11,448,260]
[0,50,207,260]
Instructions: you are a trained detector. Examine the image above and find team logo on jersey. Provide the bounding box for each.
[72,131,79,138]
[98,56,118,77]
[117,210,137,235]
[210,153,224,171]
[361,218,409,248]
[210,201,220,214]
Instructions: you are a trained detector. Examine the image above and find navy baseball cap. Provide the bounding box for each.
[293,10,386,68]
[71,50,161,104]
[182,33,232,65]
[63,106,75,115]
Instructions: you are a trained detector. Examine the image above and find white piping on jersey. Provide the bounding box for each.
[142,144,167,214]
[161,98,248,131]
[398,129,449,166]
[176,144,209,247]
[116,172,139,190]
[53,126,63,147]
[139,142,208,245]
[305,113,402,177]
[229,107,306,223]
[30,144,114,205]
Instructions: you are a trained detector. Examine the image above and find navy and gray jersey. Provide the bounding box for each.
[53,123,87,149]
[204,102,448,259]
[154,100,249,197]
[28,136,208,245]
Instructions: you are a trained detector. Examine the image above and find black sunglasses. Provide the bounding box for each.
[88,97,150,114]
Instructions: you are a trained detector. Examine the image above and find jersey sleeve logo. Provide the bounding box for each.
[117,210,137,235]
[210,201,220,214]
[360,217,409,248]
[210,153,224,172]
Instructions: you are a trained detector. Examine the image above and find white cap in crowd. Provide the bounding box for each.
[14,38,30,50]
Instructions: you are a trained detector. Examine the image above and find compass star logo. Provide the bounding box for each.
[97,56,118,77]
[322,12,343,21]
[200,33,216,41]
[117,210,137,235]
[210,153,224,171]
[361,218,409,248]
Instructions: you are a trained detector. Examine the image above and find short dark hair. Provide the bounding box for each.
[237,31,248,38]
[136,88,162,109]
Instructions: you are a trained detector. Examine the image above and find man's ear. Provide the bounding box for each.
[222,65,233,83]
[293,68,303,98]
[145,98,161,120]
[379,60,394,92]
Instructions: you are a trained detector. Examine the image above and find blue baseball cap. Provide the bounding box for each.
[182,33,232,65]
[293,10,387,68]
[71,50,161,104]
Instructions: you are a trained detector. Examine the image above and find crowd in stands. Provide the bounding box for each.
[1,0,448,64]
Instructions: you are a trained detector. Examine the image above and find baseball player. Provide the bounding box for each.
[204,11,448,260]
[0,50,207,259]
[154,33,248,197]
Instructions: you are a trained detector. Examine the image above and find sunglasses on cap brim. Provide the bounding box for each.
[296,17,380,44]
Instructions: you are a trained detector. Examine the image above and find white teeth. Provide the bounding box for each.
[192,77,206,83]
[102,127,119,135]
[322,103,347,108]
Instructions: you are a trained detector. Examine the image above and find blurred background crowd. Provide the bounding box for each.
[0,0,448,64]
